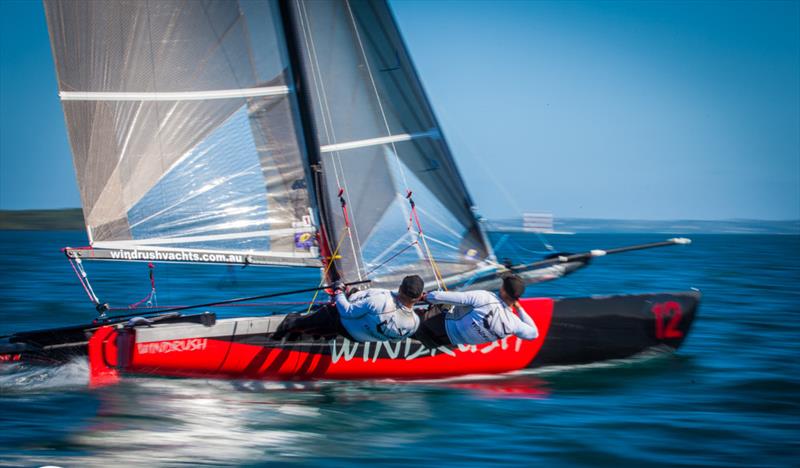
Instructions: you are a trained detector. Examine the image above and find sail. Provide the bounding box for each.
[45,0,321,266]
[285,0,495,286]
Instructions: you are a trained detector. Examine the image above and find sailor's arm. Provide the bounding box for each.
[425,290,481,307]
[512,302,539,339]
[334,291,367,319]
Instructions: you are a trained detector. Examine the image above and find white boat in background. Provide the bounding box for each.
[487,212,574,235]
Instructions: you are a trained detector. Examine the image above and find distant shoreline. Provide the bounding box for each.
[0,208,84,231]
[0,208,797,234]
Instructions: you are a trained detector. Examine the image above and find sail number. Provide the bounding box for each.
[651,301,684,339]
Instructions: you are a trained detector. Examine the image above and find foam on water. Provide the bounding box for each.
[0,357,89,393]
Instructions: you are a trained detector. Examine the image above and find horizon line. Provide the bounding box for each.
[0,207,798,223]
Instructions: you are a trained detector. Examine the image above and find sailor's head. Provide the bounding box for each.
[398,275,425,302]
[500,273,525,304]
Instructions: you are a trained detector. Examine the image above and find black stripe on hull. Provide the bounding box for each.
[530,291,700,367]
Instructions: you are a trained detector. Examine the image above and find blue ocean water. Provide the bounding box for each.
[0,230,798,466]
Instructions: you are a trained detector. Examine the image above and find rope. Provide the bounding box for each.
[102,278,372,322]
[338,188,350,229]
[337,187,364,280]
[406,191,447,290]
[107,301,328,312]
[305,226,350,314]
[128,263,157,309]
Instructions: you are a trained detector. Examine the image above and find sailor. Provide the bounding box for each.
[272,275,424,342]
[413,274,538,347]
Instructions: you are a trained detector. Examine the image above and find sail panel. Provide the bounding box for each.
[46,0,285,93]
[45,0,318,263]
[290,0,493,286]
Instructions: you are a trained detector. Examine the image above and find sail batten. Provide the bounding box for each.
[319,129,438,153]
[59,86,291,101]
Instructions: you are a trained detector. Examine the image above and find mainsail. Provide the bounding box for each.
[46,0,497,286]
[284,0,496,287]
[45,0,320,266]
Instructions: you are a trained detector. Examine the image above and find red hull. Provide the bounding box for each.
[123,298,553,380]
[85,292,699,382]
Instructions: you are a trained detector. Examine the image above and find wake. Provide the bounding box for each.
[0,357,89,393]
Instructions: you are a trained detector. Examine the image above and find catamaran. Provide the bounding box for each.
[0,0,698,383]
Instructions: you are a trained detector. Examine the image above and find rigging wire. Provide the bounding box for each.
[66,256,100,305]
[297,0,365,279]
[364,240,419,277]
[406,191,447,289]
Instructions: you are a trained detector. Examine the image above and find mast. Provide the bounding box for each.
[278,0,340,282]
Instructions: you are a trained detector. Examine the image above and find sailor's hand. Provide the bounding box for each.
[332,280,345,294]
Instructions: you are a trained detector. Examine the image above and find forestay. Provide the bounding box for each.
[45,0,321,267]
[286,0,496,287]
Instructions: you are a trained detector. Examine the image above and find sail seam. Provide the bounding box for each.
[59,86,291,101]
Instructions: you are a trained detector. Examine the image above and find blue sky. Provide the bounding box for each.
[0,0,798,220]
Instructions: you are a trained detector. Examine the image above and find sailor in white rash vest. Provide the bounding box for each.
[335,280,421,341]
[413,274,538,347]
[272,275,424,342]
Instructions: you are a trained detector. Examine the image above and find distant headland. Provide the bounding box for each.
[0,208,84,231]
